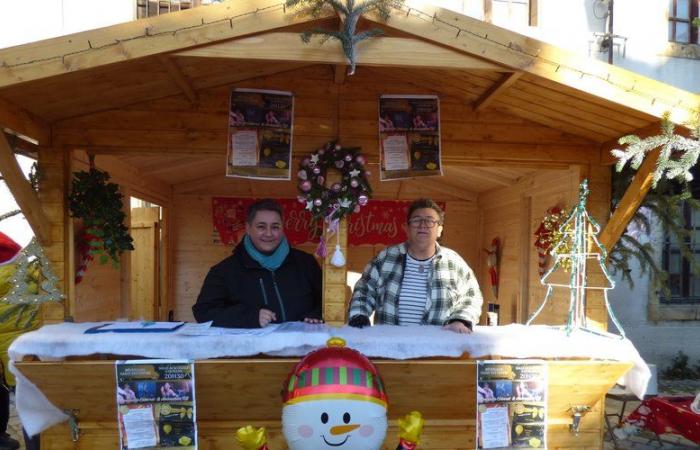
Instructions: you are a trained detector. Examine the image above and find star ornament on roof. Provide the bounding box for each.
[339,198,353,209]
[349,168,361,178]
[310,154,320,164]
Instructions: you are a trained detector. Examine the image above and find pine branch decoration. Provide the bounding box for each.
[612,112,700,187]
[286,0,404,75]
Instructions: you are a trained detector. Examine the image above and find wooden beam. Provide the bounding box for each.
[0,133,52,244]
[0,97,50,144]
[334,65,346,84]
[0,0,333,89]
[377,2,700,124]
[176,33,505,71]
[600,121,692,165]
[473,71,523,112]
[599,149,660,251]
[157,55,198,105]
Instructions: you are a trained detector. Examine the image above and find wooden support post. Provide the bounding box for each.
[0,132,52,245]
[599,149,660,251]
[322,172,348,326]
[472,71,523,112]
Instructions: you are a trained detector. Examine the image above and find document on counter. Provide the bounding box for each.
[176,322,277,336]
[86,321,184,334]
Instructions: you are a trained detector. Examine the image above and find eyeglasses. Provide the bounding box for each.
[408,217,442,228]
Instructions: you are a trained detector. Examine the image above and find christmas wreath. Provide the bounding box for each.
[68,168,134,271]
[296,141,372,222]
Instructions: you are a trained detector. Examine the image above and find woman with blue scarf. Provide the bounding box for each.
[193,199,323,328]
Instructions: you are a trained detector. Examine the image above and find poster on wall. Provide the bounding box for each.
[476,361,547,450]
[379,95,442,180]
[211,198,445,247]
[226,88,294,180]
[116,360,197,450]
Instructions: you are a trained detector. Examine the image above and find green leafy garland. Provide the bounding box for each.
[296,141,372,222]
[286,0,405,75]
[68,168,134,266]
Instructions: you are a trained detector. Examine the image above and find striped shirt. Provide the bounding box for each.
[398,254,434,325]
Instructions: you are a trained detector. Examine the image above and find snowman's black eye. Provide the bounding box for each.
[343,412,351,424]
[321,412,329,424]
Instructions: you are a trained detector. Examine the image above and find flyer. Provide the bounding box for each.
[116,360,197,450]
[379,95,442,180]
[227,88,294,180]
[476,361,547,449]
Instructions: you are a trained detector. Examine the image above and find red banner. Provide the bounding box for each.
[212,198,445,247]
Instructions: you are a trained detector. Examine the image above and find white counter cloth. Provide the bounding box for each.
[9,322,650,437]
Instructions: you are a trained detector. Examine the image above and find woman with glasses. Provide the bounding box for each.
[347,198,483,334]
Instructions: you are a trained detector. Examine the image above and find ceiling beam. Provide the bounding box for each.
[599,149,660,252]
[472,71,523,112]
[0,97,50,144]
[176,33,505,72]
[0,0,332,89]
[0,133,52,245]
[158,55,198,105]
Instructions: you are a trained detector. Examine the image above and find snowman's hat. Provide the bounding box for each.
[282,337,388,407]
[0,231,21,266]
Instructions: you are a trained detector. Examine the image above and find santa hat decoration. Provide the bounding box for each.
[282,337,387,407]
[0,231,21,266]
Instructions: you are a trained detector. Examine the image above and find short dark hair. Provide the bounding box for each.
[407,198,444,223]
[247,199,284,224]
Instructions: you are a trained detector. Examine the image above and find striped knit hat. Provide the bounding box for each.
[282,337,388,407]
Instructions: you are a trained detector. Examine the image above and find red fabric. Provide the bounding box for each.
[625,396,700,444]
[0,231,21,265]
[212,198,445,247]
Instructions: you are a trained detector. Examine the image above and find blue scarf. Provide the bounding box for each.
[243,235,290,271]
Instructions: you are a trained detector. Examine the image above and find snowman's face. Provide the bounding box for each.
[282,399,387,450]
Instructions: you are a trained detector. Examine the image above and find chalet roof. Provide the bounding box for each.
[0,0,697,148]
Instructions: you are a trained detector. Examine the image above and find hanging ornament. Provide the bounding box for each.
[2,238,64,305]
[533,206,568,276]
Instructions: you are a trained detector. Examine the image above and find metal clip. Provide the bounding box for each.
[568,405,591,435]
[64,409,80,442]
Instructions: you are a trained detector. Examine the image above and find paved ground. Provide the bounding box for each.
[7,388,699,449]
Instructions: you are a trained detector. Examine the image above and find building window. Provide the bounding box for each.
[668,0,699,44]
[661,201,700,304]
[488,0,532,27]
[137,0,214,19]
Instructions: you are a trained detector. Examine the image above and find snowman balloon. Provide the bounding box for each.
[236,337,424,450]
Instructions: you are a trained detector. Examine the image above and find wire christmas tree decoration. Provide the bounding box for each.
[526,180,626,339]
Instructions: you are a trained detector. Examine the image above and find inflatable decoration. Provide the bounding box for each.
[236,337,424,450]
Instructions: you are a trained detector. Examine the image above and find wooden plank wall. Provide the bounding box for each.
[52,65,602,325]
[477,165,611,327]
[69,152,171,322]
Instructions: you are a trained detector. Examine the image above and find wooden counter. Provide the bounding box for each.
[15,358,631,449]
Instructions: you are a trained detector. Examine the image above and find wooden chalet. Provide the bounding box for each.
[0,0,698,448]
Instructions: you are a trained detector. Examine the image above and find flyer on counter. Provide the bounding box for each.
[476,360,547,449]
[116,359,197,450]
[227,88,294,180]
[379,95,442,180]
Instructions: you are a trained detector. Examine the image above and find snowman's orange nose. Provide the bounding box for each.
[330,424,360,435]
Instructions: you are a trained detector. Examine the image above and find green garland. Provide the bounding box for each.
[68,168,134,266]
